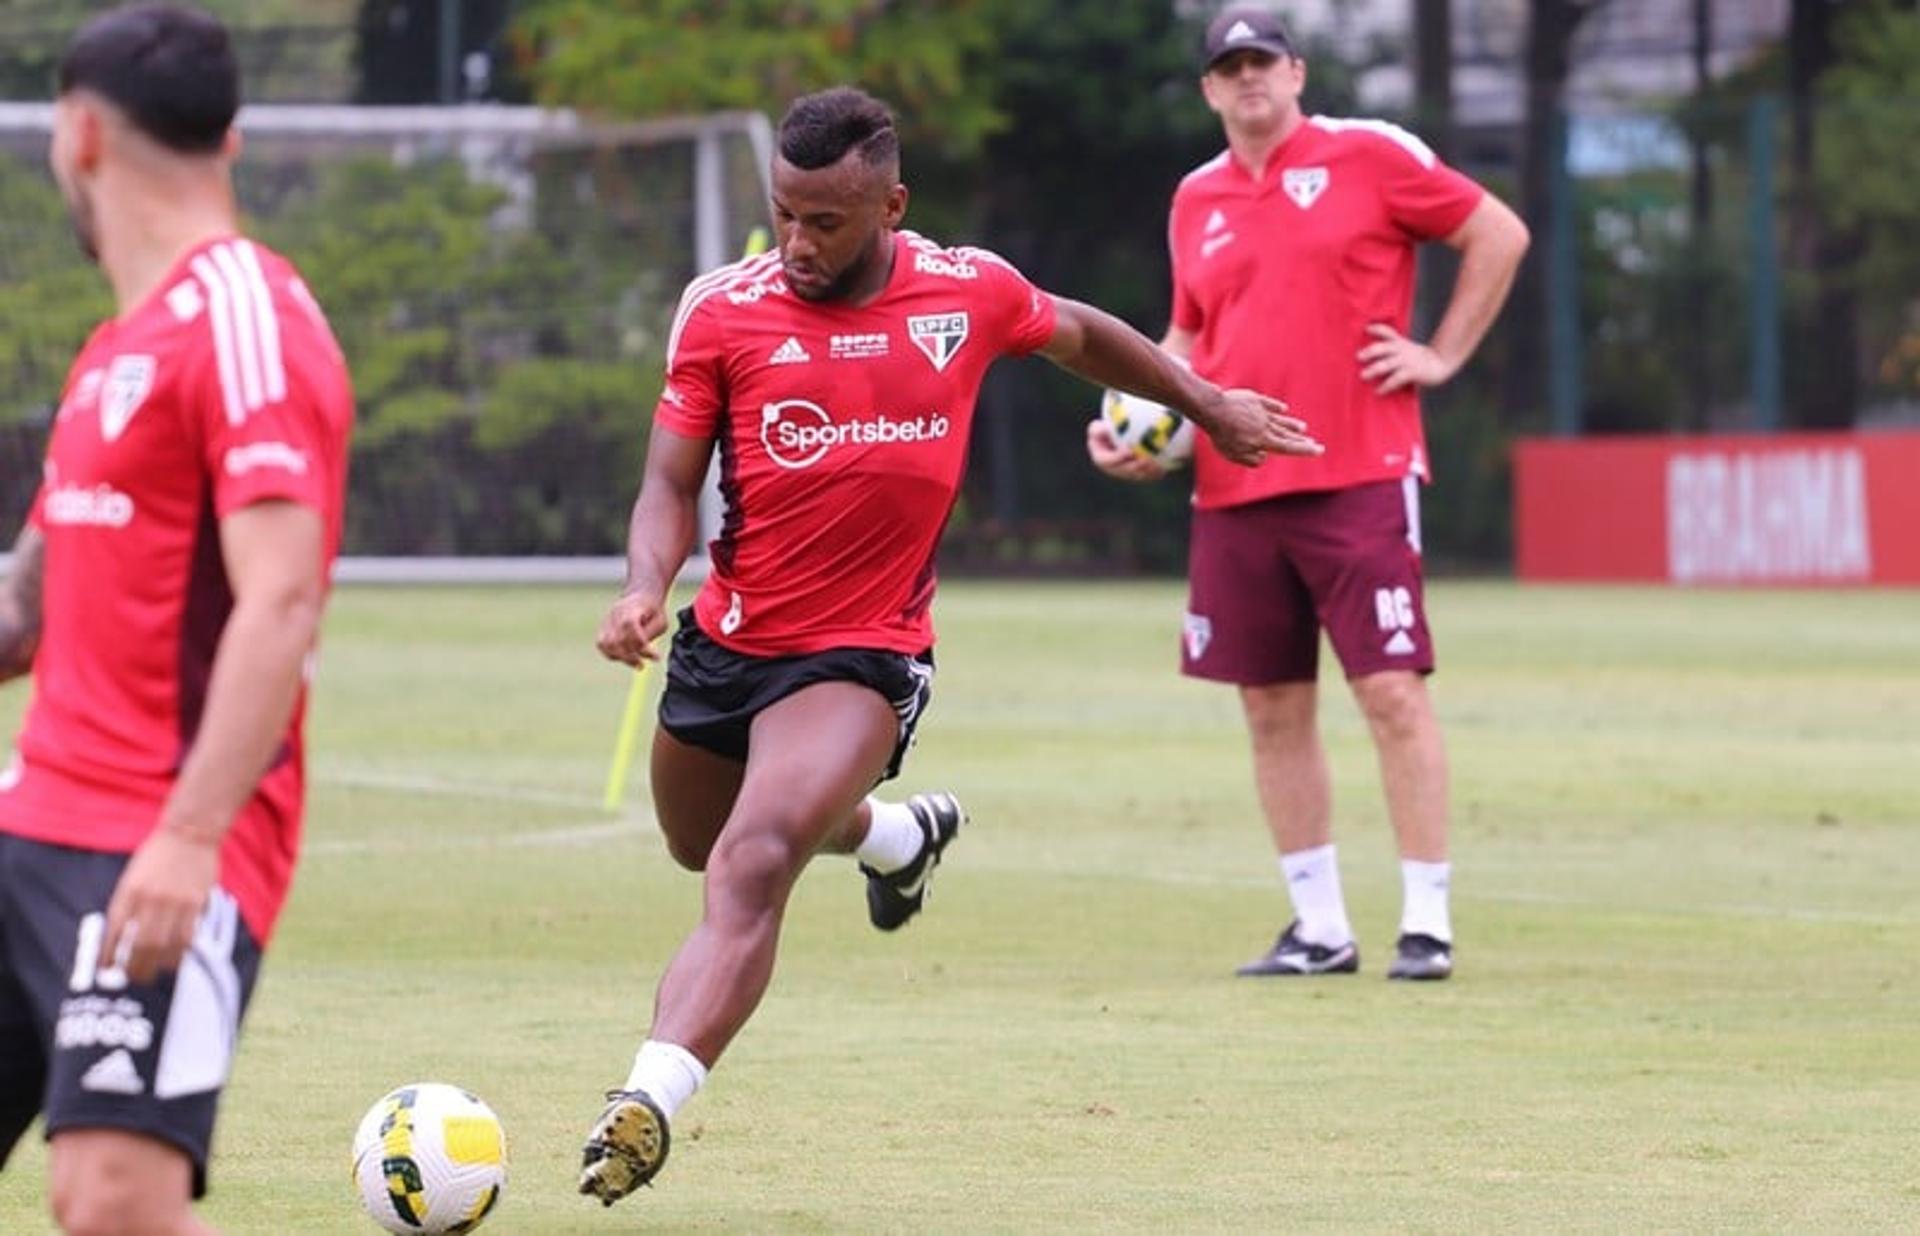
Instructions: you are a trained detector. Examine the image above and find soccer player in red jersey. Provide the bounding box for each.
[576,85,1323,1205]
[1089,7,1530,981]
[0,5,353,1231]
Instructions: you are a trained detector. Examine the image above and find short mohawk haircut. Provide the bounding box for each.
[778,86,899,172]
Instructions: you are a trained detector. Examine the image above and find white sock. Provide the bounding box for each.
[854,797,924,873]
[1279,844,1353,947]
[1399,859,1452,943]
[622,1040,707,1119]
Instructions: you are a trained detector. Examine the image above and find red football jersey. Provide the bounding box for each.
[0,236,353,944]
[656,229,1056,656]
[1170,116,1484,507]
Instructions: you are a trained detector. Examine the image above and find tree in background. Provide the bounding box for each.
[0,0,359,101]
[515,0,1010,158]
[1814,0,1920,416]
[1504,0,1608,429]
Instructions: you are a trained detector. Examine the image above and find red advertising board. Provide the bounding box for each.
[1513,431,1920,585]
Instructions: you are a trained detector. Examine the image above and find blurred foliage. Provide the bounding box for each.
[0,142,658,555]
[0,160,109,421]
[1816,0,1920,404]
[516,0,1011,157]
[0,0,358,101]
[252,153,655,554]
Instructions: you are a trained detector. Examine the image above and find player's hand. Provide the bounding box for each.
[1358,323,1456,394]
[0,593,36,684]
[597,590,668,667]
[1198,388,1322,466]
[1085,419,1169,483]
[101,829,219,984]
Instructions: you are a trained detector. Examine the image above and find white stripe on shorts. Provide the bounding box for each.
[1402,473,1423,556]
[153,889,244,1100]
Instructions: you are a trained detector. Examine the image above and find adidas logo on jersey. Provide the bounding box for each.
[81,1048,145,1095]
[1204,209,1228,234]
[1384,630,1417,656]
[768,336,811,365]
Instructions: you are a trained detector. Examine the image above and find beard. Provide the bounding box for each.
[62,185,99,264]
[788,233,885,304]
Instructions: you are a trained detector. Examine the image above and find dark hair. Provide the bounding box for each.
[58,3,238,154]
[778,86,899,172]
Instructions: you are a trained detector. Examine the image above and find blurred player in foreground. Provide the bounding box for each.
[0,4,353,1231]
[577,85,1322,1206]
[1089,6,1528,981]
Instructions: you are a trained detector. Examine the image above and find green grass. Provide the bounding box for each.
[2,581,1917,1233]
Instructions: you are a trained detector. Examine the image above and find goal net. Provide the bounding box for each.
[0,102,772,581]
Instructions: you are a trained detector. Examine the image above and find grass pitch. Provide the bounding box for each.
[1,580,1915,1233]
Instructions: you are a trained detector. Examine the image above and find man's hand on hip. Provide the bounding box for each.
[1358,323,1456,394]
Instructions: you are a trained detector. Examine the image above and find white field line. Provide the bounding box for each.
[314,767,611,812]
[307,816,652,856]
[301,791,1916,927]
[306,767,656,855]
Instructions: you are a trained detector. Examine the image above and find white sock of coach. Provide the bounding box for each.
[1279,844,1354,947]
[1399,859,1453,943]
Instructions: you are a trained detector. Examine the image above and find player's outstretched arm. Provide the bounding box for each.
[1083,324,1204,483]
[597,424,713,667]
[103,500,326,981]
[0,526,44,683]
[1040,295,1321,466]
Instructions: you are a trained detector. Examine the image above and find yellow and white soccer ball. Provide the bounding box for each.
[1100,386,1195,468]
[352,1083,508,1234]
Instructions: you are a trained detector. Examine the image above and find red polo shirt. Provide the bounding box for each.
[1170,115,1484,507]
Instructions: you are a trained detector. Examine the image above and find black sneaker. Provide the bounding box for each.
[1387,932,1453,981]
[1235,921,1360,977]
[578,1089,670,1207]
[862,791,966,931]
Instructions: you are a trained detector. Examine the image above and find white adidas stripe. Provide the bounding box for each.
[665,250,781,361]
[1311,115,1439,169]
[234,241,287,402]
[191,251,245,426]
[191,240,288,426]
[665,251,783,366]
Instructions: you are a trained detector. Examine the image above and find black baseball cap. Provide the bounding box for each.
[1202,6,1297,71]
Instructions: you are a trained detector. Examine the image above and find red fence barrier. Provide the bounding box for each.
[1513,431,1920,585]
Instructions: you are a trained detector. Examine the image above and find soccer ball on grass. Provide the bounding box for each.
[352,1083,508,1234]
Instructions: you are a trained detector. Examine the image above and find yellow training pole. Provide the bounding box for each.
[602,226,772,812]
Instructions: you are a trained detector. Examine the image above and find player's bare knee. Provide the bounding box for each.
[1352,673,1432,743]
[1240,684,1316,746]
[705,825,809,911]
[51,1163,169,1236]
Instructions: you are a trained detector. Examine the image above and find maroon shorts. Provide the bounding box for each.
[1182,477,1433,685]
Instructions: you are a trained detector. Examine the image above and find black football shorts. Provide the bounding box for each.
[658,608,935,782]
[0,833,262,1198]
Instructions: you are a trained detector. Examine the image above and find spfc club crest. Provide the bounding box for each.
[1282,167,1329,210]
[907,312,969,372]
[1183,612,1213,661]
[100,355,156,442]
